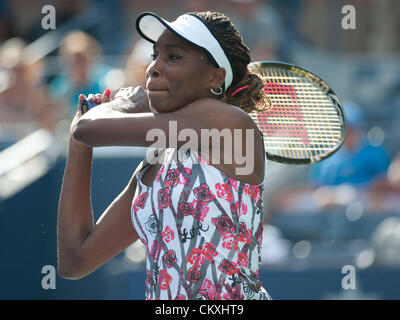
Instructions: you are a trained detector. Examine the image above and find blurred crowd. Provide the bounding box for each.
[0,0,399,250]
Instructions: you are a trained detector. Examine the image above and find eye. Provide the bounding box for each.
[168,54,182,61]
[150,52,158,60]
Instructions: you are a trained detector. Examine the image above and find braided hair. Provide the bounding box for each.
[191,11,270,113]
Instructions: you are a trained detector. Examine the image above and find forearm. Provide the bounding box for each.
[73,96,154,147]
[57,137,94,270]
[86,96,150,115]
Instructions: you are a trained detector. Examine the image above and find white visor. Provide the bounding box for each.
[136,12,233,92]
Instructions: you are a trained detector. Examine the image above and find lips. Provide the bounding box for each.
[147,86,168,99]
[148,88,168,92]
[147,83,167,91]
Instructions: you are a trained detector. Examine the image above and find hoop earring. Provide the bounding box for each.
[210,87,223,96]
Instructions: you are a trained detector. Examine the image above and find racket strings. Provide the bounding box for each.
[249,66,344,161]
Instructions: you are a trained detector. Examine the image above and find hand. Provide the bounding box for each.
[114,86,150,113]
[70,89,111,137]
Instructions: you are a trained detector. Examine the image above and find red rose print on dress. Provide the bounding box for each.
[162,225,175,243]
[158,270,172,290]
[186,247,204,269]
[238,222,252,244]
[199,278,216,299]
[218,259,239,275]
[186,267,201,283]
[230,200,248,216]
[191,199,210,222]
[178,167,192,186]
[228,178,239,192]
[212,214,235,235]
[164,169,180,187]
[222,286,244,300]
[201,242,218,261]
[222,233,239,251]
[157,187,171,209]
[162,249,177,268]
[133,192,149,211]
[237,251,249,267]
[245,184,262,205]
[244,184,260,199]
[215,183,234,202]
[154,165,164,182]
[193,183,215,204]
[178,201,194,216]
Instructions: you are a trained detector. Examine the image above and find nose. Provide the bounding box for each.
[146,60,161,79]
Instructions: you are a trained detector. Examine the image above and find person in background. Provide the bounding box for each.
[309,102,390,187]
[271,102,391,213]
[123,38,153,88]
[49,31,111,119]
[0,37,62,148]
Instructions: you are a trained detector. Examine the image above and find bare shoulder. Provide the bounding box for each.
[185,99,265,185]
[182,98,258,130]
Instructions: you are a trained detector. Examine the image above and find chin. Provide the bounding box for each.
[149,101,183,113]
[149,103,167,113]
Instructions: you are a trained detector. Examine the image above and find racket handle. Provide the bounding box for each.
[81,99,98,114]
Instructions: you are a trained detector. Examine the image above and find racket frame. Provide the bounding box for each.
[249,61,346,165]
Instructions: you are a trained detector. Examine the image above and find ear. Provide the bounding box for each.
[208,67,226,91]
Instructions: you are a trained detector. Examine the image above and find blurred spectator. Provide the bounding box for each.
[364,153,400,212]
[367,0,400,53]
[270,102,392,214]
[0,0,90,42]
[309,102,390,187]
[123,39,153,88]
[0,37,62,148]
[48,31,111,119]
[370,217,400,267]
[222,0,282,61]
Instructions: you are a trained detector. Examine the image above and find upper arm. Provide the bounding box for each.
[73,98,251,150]
[65,162,144,279]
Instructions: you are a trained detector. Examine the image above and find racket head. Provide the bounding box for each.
[248,61,346,164]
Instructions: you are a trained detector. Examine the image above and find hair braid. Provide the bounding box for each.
[191,11,270,113]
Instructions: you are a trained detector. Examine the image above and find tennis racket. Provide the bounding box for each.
[248,61,346,164]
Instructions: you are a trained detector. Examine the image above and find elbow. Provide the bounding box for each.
[58,268,83,280]
[73,119,96,147]
[57,253,85,280]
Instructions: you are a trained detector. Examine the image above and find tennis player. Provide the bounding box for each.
[58,11,271,300]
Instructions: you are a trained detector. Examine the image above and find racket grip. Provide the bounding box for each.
[81,99,98,114]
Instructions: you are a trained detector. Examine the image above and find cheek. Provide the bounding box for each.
[172,74,208,101]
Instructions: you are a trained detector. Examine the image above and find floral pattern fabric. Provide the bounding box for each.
[131,147,271,300]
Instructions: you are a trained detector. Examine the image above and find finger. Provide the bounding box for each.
[88,94,95,102]
[102,88,111,103]
[95,93,102,104]
[78,94,86,114]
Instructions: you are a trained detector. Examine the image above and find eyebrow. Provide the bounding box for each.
[153,43,186,50]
